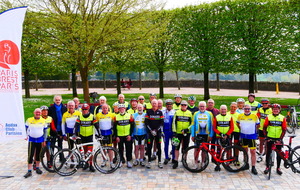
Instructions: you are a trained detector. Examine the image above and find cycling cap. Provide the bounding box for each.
[174,94,182,98]
[236,98,245,103]
[112,102,119,107]
[40,106,48,110]
[188,96,196,101]
[130,98,138,102]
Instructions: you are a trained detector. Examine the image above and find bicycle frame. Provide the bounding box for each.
[198,142,235,164]
[269,136,294,163]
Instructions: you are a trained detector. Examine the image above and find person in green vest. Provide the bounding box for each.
[145,93,156,110]
[173,94,182,111]
[263,104,287,175]
[245,93,261,114]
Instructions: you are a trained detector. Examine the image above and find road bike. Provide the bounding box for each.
[53,136,120,176]
[182,136,248,173]
[265,134,300,180]
[286,105,300,134]
[40,136,61,173]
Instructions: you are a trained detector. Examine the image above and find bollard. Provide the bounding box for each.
[276,83,279,94]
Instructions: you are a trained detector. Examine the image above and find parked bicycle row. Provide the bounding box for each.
[24,93,300,180]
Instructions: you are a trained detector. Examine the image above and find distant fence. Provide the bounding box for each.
[22,80,299,92]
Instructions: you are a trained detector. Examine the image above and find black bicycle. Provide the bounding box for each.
[40,136,61,173]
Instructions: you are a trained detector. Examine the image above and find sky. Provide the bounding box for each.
[158,0,220,9]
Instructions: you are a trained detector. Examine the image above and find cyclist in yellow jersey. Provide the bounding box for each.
[172,100,193,169]
[62,101,81,150]
[245,93,261,114]
[113,94,130,110]
[257,99,272,163]
[263,104,287,175]
[237,104,260,175]
[213,105,234,171]
[113,104,135,168]
[74,103,100,172]
[128,98,139,114]
[145,93,156,110]
[173,94,182,111]
[228,102,240,147]
[24,108,47,178]
[96,104,116,168]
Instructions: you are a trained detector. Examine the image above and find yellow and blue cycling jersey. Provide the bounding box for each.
[62,111,81,135]
[190,110,214,138]
[25,117,47,143]
[237,113,260,139]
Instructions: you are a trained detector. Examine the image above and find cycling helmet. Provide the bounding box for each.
[236,98,245,103]
[149,93,156,97]
[181,100,188,105]
[82,103,90,110]
[272,103,281,110]
[248,93,255,98]
[118,104,126,108]
[188,96,196,101]
[261,99,270,103]
[40,106,48,110]
[172,137,180,146]
[130,98,138,102]
[174,94,182,98]
[165,99,173,104]
[112,102,119,107]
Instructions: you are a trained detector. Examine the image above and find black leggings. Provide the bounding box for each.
[265,139,282,168]
[118,136,133,162]
[28,142,42,164]
[147,133,162,162]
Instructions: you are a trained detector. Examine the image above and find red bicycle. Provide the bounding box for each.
[182,136,248,173]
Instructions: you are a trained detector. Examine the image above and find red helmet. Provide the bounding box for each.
[272,103,281,110]
[82,103,90,110]
[261,99,270,103]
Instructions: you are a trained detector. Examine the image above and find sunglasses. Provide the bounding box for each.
[262,103,268,104]
[244,108,251,110]
[139,99,144,100]
[181,104,187,106]
[82,109,88,110]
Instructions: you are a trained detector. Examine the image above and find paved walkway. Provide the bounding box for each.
[23,87,300,99]
[1,131,300,189]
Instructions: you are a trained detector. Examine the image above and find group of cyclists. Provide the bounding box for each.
[24,92,287,178]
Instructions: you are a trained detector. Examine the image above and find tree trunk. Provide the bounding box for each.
[24,69,30,98]
[176,71,180,90]
[103,72,106,90]
[80,67,90,103]
[116,71,121,96]
[139,72,142,90]
[72,68,77,97]
[254,74,258,93]
[299,74,300,95]
[159,70,164,98]
[249,72,255,93]
[68,73,71,91]
[35,73,38,91]
[216,73,220,91]
[203,71,210,100]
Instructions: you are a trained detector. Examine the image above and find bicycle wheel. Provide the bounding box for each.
[93,146,120,174]
[221,145,248,172]
[290,146,300,173]
[268,150,275,180]
[40,145,61,173]
[182,145,209,173]
[53,149,80,176]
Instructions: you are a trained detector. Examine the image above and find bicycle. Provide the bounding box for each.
[286,105,300,134]
[182,136,248,173]
[53,136,120,176]
[265,134,300,180]
[40,136,61,173]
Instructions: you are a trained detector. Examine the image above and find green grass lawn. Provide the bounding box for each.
[22,93,299,119]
